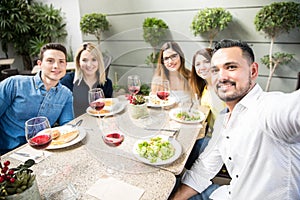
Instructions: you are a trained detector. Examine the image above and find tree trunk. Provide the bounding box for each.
[265,37,275,92]
[21,54,33,70]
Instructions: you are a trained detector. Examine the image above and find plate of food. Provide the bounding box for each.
[133,135,182,165]
[86,98,126,117]
[47,126,86,149]
[169,108,205,124]
[146,95,176,108]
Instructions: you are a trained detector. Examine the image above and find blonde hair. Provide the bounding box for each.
[74,42,106,85]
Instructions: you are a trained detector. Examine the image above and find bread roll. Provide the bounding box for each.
[51,129,61,139]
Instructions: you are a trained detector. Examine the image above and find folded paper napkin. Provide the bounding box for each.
[9,145,52,163]
[87,176,145,200]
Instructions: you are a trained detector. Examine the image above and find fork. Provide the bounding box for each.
[67,119,83,128]
[169,129,180,140]
[188,99,194,112]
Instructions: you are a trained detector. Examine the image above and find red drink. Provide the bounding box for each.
[29,135,52,150]
[157,91,170,100]
[128,86,140,95]
[102,133,124,147]
[90,101,105,111]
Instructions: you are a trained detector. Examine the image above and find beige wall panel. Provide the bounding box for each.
[37,0,300,92]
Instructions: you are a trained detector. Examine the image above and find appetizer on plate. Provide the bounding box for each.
[147,95,176,107]
[86,98,125,117]
[136,136,175,163]
[175,111,202,121]
[50,128,79,145]
[169,108,205,124]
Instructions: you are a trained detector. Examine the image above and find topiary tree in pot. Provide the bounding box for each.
[254,1,300,91]
[80,13,110,45]
[143,17,168,66]
[191,7,232,47]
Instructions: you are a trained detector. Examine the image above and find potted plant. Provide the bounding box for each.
[0,1,67,70]
[254,1,300,91]
[0,158,40,200]
[143,17,169,66]
[0,0,67,70]
[191,7,232,47]
[0,0,30,59]
[128,95,149,119]
[80,13,111,45]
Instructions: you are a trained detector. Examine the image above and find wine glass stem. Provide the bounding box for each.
[41,150,56,176]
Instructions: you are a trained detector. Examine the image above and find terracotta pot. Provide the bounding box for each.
[128,103,149,119]
[5,179,41,200]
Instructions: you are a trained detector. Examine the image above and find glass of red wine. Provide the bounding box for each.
[102,132,125,147]
[89,88,105,112]
[25,116,55,176]
[127,75,141,95]
[100,116,124,148]
[156,80,170,101]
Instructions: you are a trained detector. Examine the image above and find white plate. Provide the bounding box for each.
[147,96,176,107]
[169,108,205,124]
[47,126,86,149]
[132,135,182,166]
[86,98,126,117]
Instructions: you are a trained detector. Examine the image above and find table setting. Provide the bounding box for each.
[1,75,209,199]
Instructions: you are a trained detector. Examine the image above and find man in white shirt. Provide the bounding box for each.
[171,39,300,200]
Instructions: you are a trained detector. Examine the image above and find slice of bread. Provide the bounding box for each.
[104,99,113,106]
[51,129,79,145]
[89,109,110,114]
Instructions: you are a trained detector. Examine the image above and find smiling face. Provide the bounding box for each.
[210,47,258,107]
[195,54,211,80]
[162,49,181,72]
[79,50,99,76]
[38,49,67,85]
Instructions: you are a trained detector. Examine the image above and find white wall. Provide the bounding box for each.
[78,0,300,92]
[1,0,299,92]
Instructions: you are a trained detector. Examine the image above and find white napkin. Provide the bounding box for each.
[87,176,145,200]
[9,145,52,163]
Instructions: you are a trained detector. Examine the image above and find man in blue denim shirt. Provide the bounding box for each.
[0,43,74,155]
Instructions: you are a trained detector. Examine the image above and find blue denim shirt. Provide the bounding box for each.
[0,72,74,154]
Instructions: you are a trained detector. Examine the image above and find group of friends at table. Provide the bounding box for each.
[0,38,299,200]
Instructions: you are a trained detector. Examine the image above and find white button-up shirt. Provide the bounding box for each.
[182,84,300,200]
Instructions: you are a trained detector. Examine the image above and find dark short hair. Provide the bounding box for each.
[213,39,255,64]
[39,43,67,61]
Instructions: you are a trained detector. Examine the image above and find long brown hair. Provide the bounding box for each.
[154,42,190,88]
[190,48,213,97]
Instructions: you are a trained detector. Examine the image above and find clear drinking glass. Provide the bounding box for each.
[127,75,141,95]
